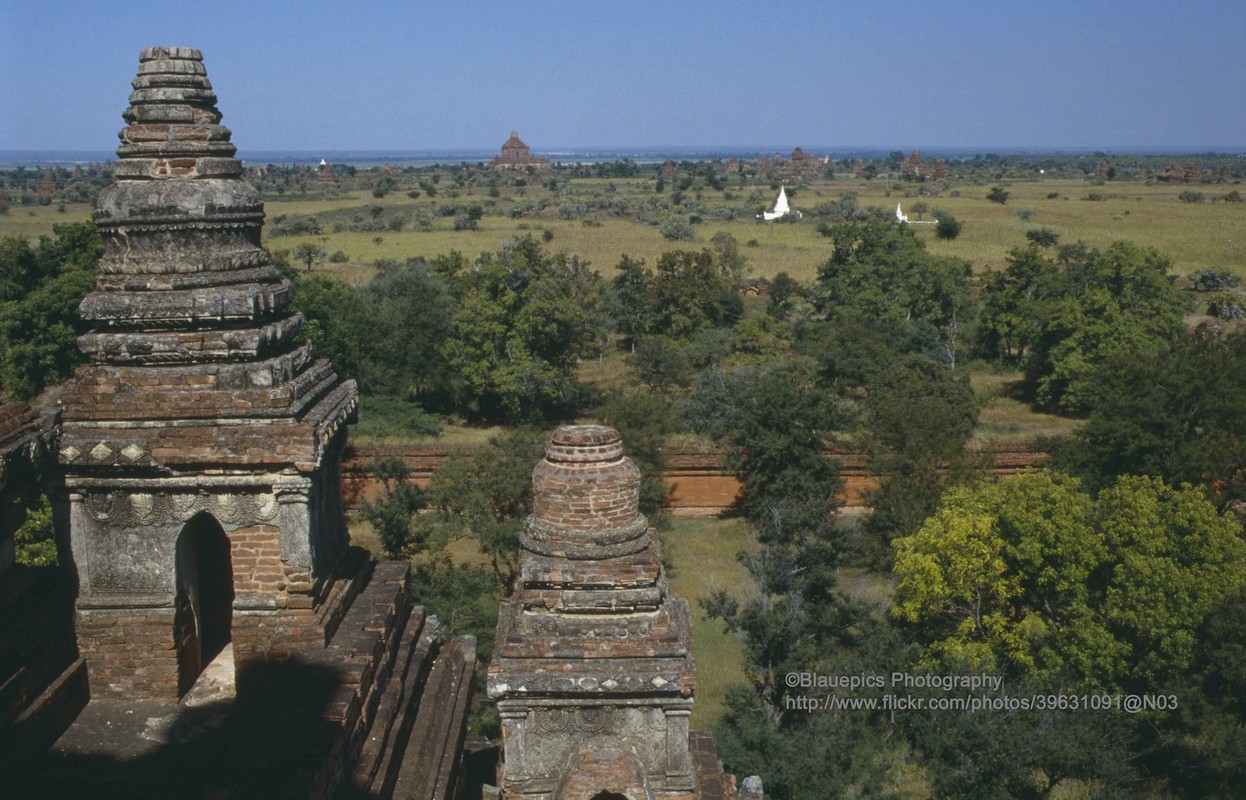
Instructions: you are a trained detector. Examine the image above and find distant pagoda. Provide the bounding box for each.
[490,130,550,172]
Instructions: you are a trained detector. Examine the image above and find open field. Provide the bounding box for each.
[6,174,1242,282]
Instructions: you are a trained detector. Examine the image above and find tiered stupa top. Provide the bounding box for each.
[59,47,356,474]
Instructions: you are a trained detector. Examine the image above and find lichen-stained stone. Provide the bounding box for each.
[60,48,357,701]
[489,426,698,799]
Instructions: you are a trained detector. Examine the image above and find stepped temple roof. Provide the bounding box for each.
[489,130,550,171]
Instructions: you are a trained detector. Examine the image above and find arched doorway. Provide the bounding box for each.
[174,513,234,696]
[589,793,630,800]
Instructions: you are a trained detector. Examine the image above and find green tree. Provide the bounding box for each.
[709,230,747,279]
[14,492,57,566]
[424,427,546,590]
[286,272,373,383]
[978,242,1189,411]
[1025,227,1059,247]
[443,237,606,421]
[860,355,978,567]
[608,255,652,348]
[680,359,844,523]
[0,222,100,399]
[1055,328,1246,510]
[933,210,962,239]
[727,309,792,366]
[816,219,975,368]
[646,249,741,340]
[987,186,1010,204]
[359,457,429,559]
[291,241,326,272]
[659,216,694,241]
[893,471,1246,688]
[357,263,452,402]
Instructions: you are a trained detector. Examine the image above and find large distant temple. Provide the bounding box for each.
[490,131,550,172]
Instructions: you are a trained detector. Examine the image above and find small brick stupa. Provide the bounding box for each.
[489,426,735,799]
[59,47,358,700]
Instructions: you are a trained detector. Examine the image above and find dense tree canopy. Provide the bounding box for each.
[680,359,844,523]
[442,237,607,422]
[1056,327,1246,510]
[893,471,1246,689]
[859,354,979,566]
[0,222,100,399]
[977,242,1190,411]
[816,219,975,368]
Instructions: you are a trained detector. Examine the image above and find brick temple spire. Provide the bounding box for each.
[59,47,357,700]
[488,425,701,798]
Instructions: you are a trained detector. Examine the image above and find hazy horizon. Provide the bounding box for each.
[3,1,1244,154]
[3,143,1243,171]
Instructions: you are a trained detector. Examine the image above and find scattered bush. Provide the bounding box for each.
[1025,227,1059,247]
[659,216,694,241]
[1206,292,1246,320]
[1187,270,1240,292]
[933,210,962,240]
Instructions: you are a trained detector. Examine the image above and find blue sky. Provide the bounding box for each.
[2,0,1244,152]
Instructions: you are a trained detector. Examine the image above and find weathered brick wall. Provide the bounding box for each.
[343,444,1051,516]
[76,607,180,699]
[230,524,285,595]
[552,748,651,800]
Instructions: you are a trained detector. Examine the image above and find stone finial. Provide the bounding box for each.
[114,47,240,180]
[92,48,264,280]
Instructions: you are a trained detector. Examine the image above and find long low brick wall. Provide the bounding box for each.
[341,444,1049,516]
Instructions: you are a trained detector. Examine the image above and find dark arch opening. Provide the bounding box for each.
[589,793,629,800]
[174,512,234,696]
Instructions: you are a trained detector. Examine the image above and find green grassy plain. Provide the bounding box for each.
[662,517,754,728]
[256,178,1246,282]
[8,174,1242,283]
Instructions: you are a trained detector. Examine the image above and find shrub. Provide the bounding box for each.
[1025,227,1059,247]
[1188,270,1240,292]
[659,216,694,241]
[1206,292,1246,320]
[934,211,962,240]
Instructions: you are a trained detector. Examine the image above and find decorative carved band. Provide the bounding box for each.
[81,489,281,529]
[529,706,668,735]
